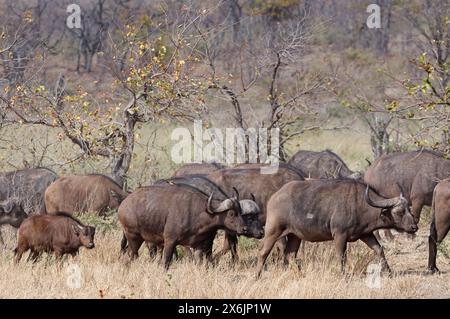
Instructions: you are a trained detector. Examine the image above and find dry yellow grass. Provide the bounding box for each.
[0,221,448,299]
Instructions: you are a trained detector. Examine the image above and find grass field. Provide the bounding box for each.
[0,217,449,298]
[0,124,449,299]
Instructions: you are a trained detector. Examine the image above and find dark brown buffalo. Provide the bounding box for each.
[119,183,262,269]
[173,162,225,177]
[256,179,417,278]
[45,174,128,215]
[133,175,263,261]
[14,212,96,262]
[288,150,362,179]
[364,150,450,224]
[0,199,28,245]
[428,178,450,273]
[205,164,305,260]
[0,167,58,214]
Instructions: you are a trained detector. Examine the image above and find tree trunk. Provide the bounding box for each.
[228,0,242,43]
[369,115,391,159]
[111,95,140,188]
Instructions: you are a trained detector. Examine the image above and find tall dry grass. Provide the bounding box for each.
[0,218,448,299]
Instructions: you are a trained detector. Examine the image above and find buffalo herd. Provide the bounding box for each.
[0,149,449,276]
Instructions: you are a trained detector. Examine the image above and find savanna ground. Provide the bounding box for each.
[0,126,449,299]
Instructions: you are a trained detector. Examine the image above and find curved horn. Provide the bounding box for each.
[250,193,256,202]
[206,192,233,214]
[232,187,240,201]
[206,192,215,214]
[364,185,398,209]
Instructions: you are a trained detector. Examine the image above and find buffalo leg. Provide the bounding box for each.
[145,242,158,259]
[32,251,42,262]
[216,233,238,262]
[54,250,64,269]
[283,234,301,270]
[333,235,348,274]
[54,250,64,259]
[162,240,177,270]
[27,250,41,263]
[428,220,439,273]
[194,248,204,265]
[428,219,450,273]
[14,245,28,264]
[194,236,215,266]
[127,233,144,261]
[0,227,4,247]
[273,237,287,262]
[120,233,128,254]
[360,233,391,273]
[202,235,215,265]
[256,232,282,279]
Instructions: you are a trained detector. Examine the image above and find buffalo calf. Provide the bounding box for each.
[14,212,95,262]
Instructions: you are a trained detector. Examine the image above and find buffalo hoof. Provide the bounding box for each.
[427,267,440,275]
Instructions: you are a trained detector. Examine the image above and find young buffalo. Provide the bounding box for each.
[14,212,95,262]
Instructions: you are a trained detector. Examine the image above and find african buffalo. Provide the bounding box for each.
[288,150,362,179]
[0,199,27,227]
[119,183,263,269]
[173,162,225,177]
[428,178,450,273]
[205,164,305,260]
[14,212,96,262]
[121,175,262,258]
[0,199,28,245]
[44,174,128,215]
[256,179,417,278]
[0,167,58,214]
[364,150,450,224]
